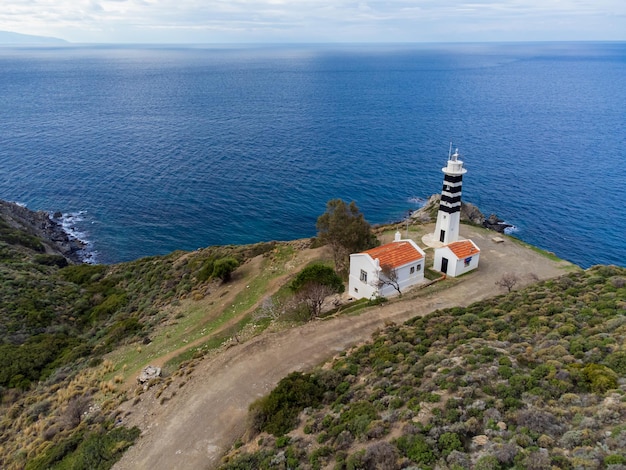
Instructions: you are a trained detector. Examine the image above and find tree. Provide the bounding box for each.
[375,264,402,297]
[290,264,344,293]
[295,283,337,319]
[212,257,239,282]
[495,273,519,292]
[316,199,379,276]
[290,264,345,319]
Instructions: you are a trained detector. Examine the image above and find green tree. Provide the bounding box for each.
[212,257,239,282]
[316,199,379,275]
[290,264,345,293]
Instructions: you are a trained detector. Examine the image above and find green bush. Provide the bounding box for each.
[34,254,68,268]
[289,263,345,294]
[438,432,463,457]
[395,434,435,465]
[605,454,626,465]
[212,257,239,282]
[249,372,328,436]
[90,293,128,322]
[583,363,618,393]
[25,426,140,470]
[605,351,626,375]
[339,401,379,436]
[59,264,107,284]
[197,258,215,282]
[0,222,45,251]
[474,454,500,470]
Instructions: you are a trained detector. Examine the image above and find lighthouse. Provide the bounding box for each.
[433,145,467,245]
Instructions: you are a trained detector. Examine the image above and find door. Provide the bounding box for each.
[439,230,446,243]
[441,257,448,274]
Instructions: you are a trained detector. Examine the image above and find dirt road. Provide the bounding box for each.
[114,226,575,470]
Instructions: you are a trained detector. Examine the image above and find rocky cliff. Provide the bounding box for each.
[0,200,85,263]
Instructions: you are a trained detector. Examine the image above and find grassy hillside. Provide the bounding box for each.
[0,210,283,469]
[221,265,626,470]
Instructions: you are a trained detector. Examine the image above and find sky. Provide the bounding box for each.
[1,0,625,44]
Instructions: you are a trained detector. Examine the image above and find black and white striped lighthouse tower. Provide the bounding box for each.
[433,145,467,245]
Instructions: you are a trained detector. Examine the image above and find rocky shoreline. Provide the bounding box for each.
[0,200,86,264]
[410,194,513,233]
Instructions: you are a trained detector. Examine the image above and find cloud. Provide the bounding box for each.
[0,0,624,43]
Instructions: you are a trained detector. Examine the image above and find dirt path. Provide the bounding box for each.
[114,226,575,470]
[121,245,325,384]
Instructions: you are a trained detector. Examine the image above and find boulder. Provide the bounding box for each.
[137,365,162,384]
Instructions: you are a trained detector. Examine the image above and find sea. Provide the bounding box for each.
[0,42,624,268]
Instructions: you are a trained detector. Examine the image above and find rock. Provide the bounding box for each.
[472,435,489,447]
[483,213,513,233]
[410,194,511,233]
[0,200,85,263]
[137,365,162,384]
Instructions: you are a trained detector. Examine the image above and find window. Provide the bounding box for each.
[416,264,422,271]
[464,257,472,267]
[360,270,367,283]
[410,266,415,274]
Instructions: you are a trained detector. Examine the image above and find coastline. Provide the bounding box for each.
[0,200,91,264]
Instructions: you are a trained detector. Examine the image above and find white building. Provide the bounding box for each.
[349,232,426,300]
[433,239,481,277]
[433,147,467,245]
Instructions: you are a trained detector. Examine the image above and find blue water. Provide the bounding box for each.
[0,42,624,267]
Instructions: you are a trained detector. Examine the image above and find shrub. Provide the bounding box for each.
[605,454,626,465]
[439,432,463,457]
[524,449,552,470]
[605,351,626,375]
[515,409,563,437]
[395,433,435,465]
[90,293,128,322]
[25,425,140,470]
[363,441,399,470]
[339,401,379,436]
[212,257,239,282]
[473,455,499,470]
[59,264,107,284]
[289,264,345,294]
[248,372,327,436]
[583,364,619,393]
[34,254,68,268]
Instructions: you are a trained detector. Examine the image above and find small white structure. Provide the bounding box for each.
[349,231,426,300]
[433,146,467,245]
[433,239,480,277]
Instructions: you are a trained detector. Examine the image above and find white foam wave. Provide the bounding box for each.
[407,196,427,206]
[51,211,98,264]
[504,225,519,235]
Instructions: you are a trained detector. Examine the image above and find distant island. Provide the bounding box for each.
[0,30,67,45]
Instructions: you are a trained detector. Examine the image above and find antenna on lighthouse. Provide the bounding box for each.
[448,142,452,159]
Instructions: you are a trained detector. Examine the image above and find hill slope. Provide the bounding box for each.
[113,223,576,469]
[222,265,626,470]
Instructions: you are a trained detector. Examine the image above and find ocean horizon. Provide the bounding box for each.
[0,42,624,268]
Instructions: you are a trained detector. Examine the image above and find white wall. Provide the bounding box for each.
[348,254,379,300]
[349,254,426,299]
[433,245,480,277]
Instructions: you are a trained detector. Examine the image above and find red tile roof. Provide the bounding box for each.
[447,240,480,259]
[364,241,423,269]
